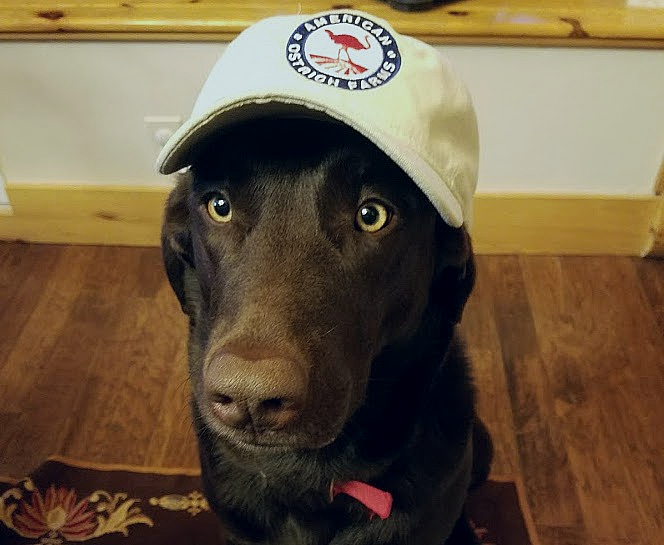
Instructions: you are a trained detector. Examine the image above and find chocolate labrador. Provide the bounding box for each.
[161,117,492,545]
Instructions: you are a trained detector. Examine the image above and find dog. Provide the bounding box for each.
[161,116,492,545]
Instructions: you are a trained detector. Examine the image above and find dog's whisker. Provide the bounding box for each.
[176,376,190,393]
[320,326,338,338]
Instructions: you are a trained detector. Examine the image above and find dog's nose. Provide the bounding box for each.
[204,349,307,432]
[210,394,299,431]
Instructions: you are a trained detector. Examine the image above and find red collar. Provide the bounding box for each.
[331,480,393,520]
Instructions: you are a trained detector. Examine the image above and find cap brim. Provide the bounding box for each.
[157,95,464,228]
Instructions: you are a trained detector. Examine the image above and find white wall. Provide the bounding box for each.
[0,42,220,192]
[442,46,664,194]
[1,41,663,207]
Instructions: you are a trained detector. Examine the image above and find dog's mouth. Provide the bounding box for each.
[205,419,341,453]
[229,431,338,452]
[223,435,291,454]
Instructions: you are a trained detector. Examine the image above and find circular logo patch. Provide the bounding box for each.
[286,13,401,91]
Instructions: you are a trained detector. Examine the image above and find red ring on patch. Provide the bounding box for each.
[286,13,401,91]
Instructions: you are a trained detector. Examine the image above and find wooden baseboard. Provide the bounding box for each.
[0,184,167,247]
[0,183,660,255]
[650,156,664,257]
[472,194,660,256]
[650,199,664,257]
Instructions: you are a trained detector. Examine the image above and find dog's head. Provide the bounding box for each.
[162,118,474,453]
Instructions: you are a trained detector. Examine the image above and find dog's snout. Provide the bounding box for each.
[205,349,307,433]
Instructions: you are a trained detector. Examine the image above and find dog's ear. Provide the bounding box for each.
[431,218,476,325]
[161,172,195,314]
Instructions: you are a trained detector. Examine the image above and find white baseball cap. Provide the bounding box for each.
[157,10,478,227]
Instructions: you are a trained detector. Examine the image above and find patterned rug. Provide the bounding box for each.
[0,457,538,545]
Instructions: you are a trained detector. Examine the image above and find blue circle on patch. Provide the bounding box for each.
[286,13,401,91]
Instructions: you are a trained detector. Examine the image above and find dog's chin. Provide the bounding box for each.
[223,433,339,455]
[202,415,342,454]
[218,430,340,456]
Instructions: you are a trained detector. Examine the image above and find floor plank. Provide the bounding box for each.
[0,242,662,545]
[480,256,585,533]
[0,244,61,366]
[634,256,664,333]
[460,258,521,479]
[520,256,664,544]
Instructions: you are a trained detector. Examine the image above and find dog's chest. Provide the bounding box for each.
[264,495,364,545]
[275,514,322,545]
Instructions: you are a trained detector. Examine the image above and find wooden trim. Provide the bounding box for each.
[1,1,663,48]
[645,156,664,257]
[0,184,168,247]
[2,32,664,50]
[648,199,664,257]
[0,183,660,255]
[472,194,659,256]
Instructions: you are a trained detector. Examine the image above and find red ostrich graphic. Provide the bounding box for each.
[324,29,371,65]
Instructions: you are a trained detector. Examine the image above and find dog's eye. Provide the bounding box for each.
[356,201,390,233]
[207,194,232,223]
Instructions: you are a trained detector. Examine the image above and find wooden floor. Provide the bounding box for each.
[1,242,662,545]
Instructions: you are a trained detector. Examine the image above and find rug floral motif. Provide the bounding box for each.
[0,458,534,545]
[0,476,209,544]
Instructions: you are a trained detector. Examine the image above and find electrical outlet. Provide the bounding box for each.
[144,115,182,157]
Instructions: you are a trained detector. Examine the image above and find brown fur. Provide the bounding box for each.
[161,118,491,545]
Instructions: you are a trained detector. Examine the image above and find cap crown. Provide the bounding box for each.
[158,10,478,227]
